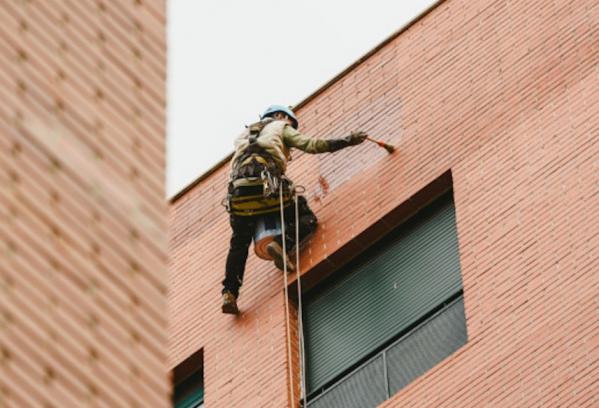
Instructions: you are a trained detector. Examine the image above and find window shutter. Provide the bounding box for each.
[304,193,463,393]
[175,388,204,408]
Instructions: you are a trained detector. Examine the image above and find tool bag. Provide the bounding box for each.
[227,120,293,216]
[228,176,293,216]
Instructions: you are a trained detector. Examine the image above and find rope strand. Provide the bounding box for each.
[280,185,295,408]
[295,191,308,406]
[280,184,309,407]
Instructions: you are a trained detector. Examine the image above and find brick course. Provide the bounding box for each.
[1,1,168,406]
[170,0,598,406]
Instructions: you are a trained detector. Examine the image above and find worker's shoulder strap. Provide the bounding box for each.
[237,118,273,159]
[232,118,279,179]
[247,117,274,144]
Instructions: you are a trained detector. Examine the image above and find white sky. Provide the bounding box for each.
[166,0,437,197]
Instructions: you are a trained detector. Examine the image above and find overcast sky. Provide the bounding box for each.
[166,0,437,197]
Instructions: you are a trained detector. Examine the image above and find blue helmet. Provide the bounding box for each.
[261,104,299,129]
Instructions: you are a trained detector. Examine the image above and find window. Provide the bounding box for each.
[173,350,204,408]
[303,190,467,407]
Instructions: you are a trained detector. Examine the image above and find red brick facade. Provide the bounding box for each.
[170,0,598,406]
[1,1,168,406]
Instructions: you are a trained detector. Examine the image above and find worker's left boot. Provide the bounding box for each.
[267,241,295,272]
[222,290,239,315]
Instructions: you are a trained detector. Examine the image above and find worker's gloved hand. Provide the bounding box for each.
[327,131,368,152]
[345,131,368,145]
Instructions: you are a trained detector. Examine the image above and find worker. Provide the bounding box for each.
[222,105,367,314]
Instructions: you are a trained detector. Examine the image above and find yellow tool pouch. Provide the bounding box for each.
[228,177,292,216]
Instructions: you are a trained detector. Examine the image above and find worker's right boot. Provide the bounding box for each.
[267,241,295,272]
[221,290,239,315]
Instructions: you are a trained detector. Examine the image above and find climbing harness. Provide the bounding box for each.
[279,184,308,408]
[225,119,293,216]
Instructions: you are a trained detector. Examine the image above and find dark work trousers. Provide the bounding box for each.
[222,195,317,297]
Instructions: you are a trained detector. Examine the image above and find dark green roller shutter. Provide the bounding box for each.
[304,192,463,393]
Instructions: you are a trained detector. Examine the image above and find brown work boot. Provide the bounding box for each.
[267,241,295,272]
[221,290,239,315]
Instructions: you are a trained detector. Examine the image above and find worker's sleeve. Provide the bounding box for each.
[282,125,331,153]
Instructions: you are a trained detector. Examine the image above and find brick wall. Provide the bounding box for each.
[170,0,598,406]
[1,1,168,407]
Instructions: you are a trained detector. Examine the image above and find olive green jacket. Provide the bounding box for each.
[230,119,330,177]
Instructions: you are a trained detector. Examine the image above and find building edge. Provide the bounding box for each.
[168,0,445,204]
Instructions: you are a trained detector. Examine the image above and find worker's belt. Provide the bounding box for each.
[228,176,292,216]
[239,154,269,168]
